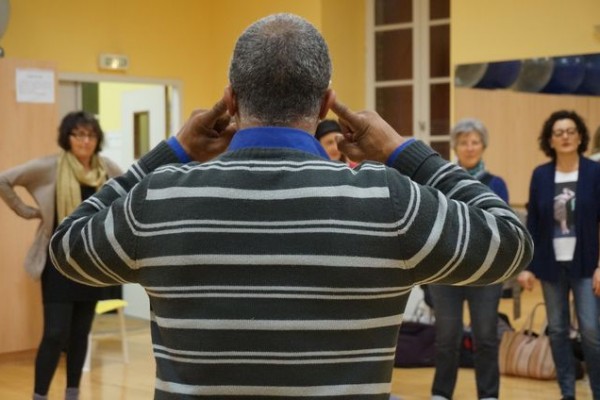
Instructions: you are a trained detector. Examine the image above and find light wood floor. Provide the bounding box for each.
[0,283,594,399]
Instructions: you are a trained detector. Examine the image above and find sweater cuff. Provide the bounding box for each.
[385,138,416,166]
[167,136,192,163]
[388,140,439,179]
[138,140,182,173]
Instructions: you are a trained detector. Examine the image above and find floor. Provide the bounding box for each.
[0,283,594,399]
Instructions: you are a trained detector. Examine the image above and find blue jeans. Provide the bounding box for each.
[429,284,502,400]
[541,266,600,400]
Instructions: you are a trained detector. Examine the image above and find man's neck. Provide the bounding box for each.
[236,117,318,135]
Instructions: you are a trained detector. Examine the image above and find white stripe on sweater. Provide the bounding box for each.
[145,185,390,201]
[155,379,391,397]
[135,253,404,269]
[153,314,402,330]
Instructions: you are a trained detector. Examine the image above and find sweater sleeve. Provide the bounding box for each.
[0,157,53,219]
[49,141,180,286]
[387,141,533,285]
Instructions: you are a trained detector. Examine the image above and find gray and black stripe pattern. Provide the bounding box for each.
[50,140,533,399]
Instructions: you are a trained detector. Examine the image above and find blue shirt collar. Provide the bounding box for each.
[227,127,330,160]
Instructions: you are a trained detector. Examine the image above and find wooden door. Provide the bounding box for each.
[0,58,58,354]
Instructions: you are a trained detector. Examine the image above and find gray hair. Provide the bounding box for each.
[450,118,489,148]
[229,13,332,126]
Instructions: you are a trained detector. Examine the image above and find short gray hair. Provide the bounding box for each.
[229,13,332,126]
[450,118,489,148]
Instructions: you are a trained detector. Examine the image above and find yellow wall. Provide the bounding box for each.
[452,0,600,64]
[3,0,210,118]
[1,0,366,119]
[7,0,598,125]
[321,0,366,111]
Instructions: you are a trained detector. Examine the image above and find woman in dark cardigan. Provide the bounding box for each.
[518,110,600,400]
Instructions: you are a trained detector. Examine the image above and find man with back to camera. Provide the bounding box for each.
[49,13,533,399]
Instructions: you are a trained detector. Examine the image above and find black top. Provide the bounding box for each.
[42,184,121,303]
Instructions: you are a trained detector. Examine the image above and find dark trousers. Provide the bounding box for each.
[429,284,502,400]
[34,302,96,395]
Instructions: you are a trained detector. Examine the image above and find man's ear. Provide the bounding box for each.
[224,86,238,116]
[318,89,335,120]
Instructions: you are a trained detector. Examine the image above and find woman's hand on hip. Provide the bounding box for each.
[517,271,536,291]
[593,267,600,296]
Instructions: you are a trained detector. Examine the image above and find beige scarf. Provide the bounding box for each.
[56,151,107,223]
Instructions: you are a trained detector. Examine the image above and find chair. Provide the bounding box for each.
[83,299,129,372]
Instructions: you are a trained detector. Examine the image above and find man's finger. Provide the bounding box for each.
[202,98,228,125]
[330,100,360,127]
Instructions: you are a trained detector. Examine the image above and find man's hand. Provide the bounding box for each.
[330,100,405,163]
[593,267,600,296]
[176,97,237,163]
[517,271,536,291]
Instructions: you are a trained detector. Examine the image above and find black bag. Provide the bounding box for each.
[394,321,436,367]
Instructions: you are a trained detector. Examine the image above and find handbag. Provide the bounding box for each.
[395,298,436,367]
[394,320,436,367]
[498,302,556,380]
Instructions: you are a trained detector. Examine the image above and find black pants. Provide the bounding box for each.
[34,302,96,395]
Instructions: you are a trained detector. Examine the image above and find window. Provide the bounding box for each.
[367,0,451,158]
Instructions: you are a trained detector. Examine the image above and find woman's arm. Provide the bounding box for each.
[0,159,47,219]
[518,170,539,291]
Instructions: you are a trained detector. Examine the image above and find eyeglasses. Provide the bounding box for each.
[70,131,99,141]
[455,139,483,148]
[552,127,578,138]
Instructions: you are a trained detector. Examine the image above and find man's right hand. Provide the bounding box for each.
[330,100,406,163]
[176,97,237,163]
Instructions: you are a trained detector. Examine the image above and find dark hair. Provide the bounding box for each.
[57,111,104,153]
[229,13,332,126]
[592,125,600,154]
[315,119,341,141]
[538,110,589,159]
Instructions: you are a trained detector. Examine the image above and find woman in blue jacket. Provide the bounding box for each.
[518,110,600,400]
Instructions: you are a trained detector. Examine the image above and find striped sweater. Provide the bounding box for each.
[49,127,533,399]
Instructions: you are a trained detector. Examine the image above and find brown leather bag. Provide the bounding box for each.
[498,302,556,380]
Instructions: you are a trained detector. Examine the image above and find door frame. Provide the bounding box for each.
[58,71,183,134]
[58,72,183,320]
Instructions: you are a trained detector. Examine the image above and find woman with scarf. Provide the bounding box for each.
[428,118,508,400]
[0,111,122,400]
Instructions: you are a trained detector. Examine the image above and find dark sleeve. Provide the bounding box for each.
[49,141,180,286]
[525,168,540,273]
[386,141,533,285]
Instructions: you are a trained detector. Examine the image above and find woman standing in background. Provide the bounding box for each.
[0,111,122,400]
[315,119,357,167]
[518,110,600,400]
[429,118,508,400]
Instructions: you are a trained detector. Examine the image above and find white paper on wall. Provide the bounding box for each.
[16,68,55,104]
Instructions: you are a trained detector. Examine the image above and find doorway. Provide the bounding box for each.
[58,73,182,320]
